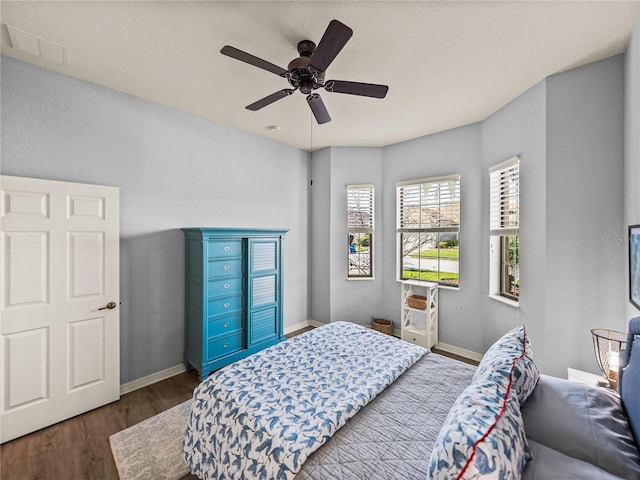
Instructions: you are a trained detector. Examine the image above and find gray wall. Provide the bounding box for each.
[309,147,383,325]
[328,147,383,324]
[544,55,625,377]
[482,81,548,368]
[310,147,331,323]
[0,56,310,384]
[482,55,626,377]
[625,18,640,320]
[380,125,483,347]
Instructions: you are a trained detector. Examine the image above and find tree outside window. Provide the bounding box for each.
[397,175,460,286]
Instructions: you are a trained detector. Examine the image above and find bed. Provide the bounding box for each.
[182,319,640,479]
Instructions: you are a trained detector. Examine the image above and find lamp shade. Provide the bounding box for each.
[591,329,627,385]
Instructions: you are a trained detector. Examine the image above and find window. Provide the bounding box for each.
[490,157,520,302]
[347,184,374,278]
[397,174,460,286]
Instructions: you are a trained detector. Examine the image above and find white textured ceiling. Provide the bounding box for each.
[1,1,639,151]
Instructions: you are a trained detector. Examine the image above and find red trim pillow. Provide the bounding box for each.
[472,325,539,404]
[428,325,536,479]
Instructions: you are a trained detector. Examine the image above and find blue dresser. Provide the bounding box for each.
[182,228,287,380]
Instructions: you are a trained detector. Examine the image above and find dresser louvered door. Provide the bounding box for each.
[182,228,286,380]
[248,239,281,347]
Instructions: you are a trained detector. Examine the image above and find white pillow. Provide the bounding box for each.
[428,381,530,479]
[472,324,539,404]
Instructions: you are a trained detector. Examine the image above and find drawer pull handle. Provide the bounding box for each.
[224,303,230,308]
[223,343,229,348]
[223,322,229,328]
[224,265,230,270]
[224,246,230,252]
[224,284,230,289]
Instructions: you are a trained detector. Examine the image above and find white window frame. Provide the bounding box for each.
[347,184,374,279]
[489,156,520,305]
[396,174,461,287]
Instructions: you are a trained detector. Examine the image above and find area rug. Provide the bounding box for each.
[109,399,192,480]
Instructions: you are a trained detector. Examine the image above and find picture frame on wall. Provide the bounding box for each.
[629,225,640,310]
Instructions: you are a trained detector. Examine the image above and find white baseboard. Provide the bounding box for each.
[284,320,314,335]
[286,319,328,331]
[307,319,326,329]
[436,342,483,362]
[120,364,187,396]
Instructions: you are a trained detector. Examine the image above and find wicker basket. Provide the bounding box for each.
[407,294,427,310]
[371,318,394,335]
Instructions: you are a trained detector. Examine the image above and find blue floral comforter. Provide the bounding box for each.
[182,321,427,480]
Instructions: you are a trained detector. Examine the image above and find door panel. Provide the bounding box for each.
[5,232,49,307]
[248,239,281,346]
[251,275,276,307]
[250,307,277,343]
[250,242,276,272]
[3,189,49,218]
[1,175,119,443]
[5,328,48,409]
[68,231,104,298]
[68,316,105,390]
[67,195,104,220]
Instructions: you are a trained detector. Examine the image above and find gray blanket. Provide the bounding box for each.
[296,353,476,480]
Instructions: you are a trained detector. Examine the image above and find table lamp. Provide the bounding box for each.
[591,328,627,389]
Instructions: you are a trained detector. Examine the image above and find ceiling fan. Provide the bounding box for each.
[220,19,389,125]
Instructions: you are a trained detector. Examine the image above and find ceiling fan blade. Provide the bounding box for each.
[307,94,331,124]
[246,89,296,111]
[324,80,389,98]
[308,20,353,72]
[221,45,288,76]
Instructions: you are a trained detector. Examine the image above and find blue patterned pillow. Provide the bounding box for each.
[428,381,531,479]
[472,325,539,404]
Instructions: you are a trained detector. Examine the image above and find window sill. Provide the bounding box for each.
[347,277,375,281]
[397,279,458,289]
[488,294,519,308]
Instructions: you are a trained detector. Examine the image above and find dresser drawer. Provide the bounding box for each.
[208,313,243,338]
[208,240,242,259]
[207,332,243,360]
[208,258,242,277]
[208,295,243,315]
[207,277,243,298]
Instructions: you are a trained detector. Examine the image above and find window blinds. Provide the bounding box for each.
[347,184,374,232]
[397,174,460,232]
[489,157,520,236]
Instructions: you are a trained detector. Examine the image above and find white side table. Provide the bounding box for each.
[567,367,605,388]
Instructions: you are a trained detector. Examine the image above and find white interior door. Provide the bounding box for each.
[1,175,120,443]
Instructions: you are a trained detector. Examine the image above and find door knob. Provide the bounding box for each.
[98,301,117,310]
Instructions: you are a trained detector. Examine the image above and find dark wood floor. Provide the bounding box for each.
[0,369,201,480]
[432,347,479,366]
[0,326,476,480]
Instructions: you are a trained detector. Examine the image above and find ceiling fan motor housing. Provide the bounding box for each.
[287,40,324,94]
